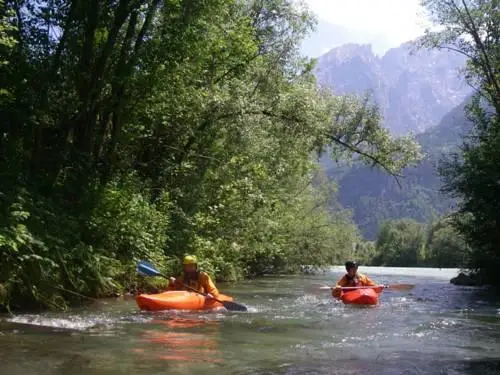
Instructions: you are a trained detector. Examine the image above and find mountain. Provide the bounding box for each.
[314,42,472,135]
[325,98,472,240]
[300,19,393,58]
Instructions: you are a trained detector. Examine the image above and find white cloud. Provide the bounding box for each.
[304,0,431,48]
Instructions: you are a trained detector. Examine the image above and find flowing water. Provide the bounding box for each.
[1,267,499,375]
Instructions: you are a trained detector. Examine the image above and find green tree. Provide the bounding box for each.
[426,217,470,268]
[0,0,16,60]
[0,0,16,99]
[374,219,426,266]
[419,0,500,284]
[351,241,377,265]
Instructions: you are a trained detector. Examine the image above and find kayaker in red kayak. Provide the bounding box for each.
[332,261,377,299]
[167,255,219,299]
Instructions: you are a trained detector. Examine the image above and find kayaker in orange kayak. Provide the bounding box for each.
[332,261,377,299]
[167,255,219,299]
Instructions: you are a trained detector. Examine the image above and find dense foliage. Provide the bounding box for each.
[369,217,469,267]
[419,0,500,284]
[0,0,419,310]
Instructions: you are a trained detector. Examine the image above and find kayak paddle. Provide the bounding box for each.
[136,260,248,312]
[316,283,415,291]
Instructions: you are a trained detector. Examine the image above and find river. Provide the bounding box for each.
[1,267,499,375]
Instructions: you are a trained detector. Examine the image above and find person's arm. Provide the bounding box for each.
[200,272,219,297]
[361,274,377,286]
[167,276,182,291]
[332,276,347,298]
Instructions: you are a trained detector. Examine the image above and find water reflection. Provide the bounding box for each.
[133,316,223,366]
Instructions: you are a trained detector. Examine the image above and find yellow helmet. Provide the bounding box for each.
[183,255,198,265]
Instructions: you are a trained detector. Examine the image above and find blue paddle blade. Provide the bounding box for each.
[137,260,162,277]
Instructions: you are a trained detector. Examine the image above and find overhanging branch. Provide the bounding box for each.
[329,135,403,187]
[258,108,404,186]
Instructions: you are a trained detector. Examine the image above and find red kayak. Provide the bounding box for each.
[340,287,383,306]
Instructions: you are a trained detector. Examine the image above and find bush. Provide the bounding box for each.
[0,176,172,311]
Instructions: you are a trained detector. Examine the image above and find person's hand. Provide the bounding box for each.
[334,285,342,290]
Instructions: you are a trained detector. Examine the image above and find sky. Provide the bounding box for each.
[300,0,432,57]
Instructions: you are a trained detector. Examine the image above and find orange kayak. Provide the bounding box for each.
[136,291,233,311]
[340,288,381,305]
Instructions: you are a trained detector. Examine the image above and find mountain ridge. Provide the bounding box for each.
[314,41,472,135]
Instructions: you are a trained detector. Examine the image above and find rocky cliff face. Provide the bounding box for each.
[314,42,471,135]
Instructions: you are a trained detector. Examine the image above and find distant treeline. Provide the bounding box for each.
[352,217,469,268]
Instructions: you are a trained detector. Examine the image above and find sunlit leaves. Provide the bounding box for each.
[326,92,423,176]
